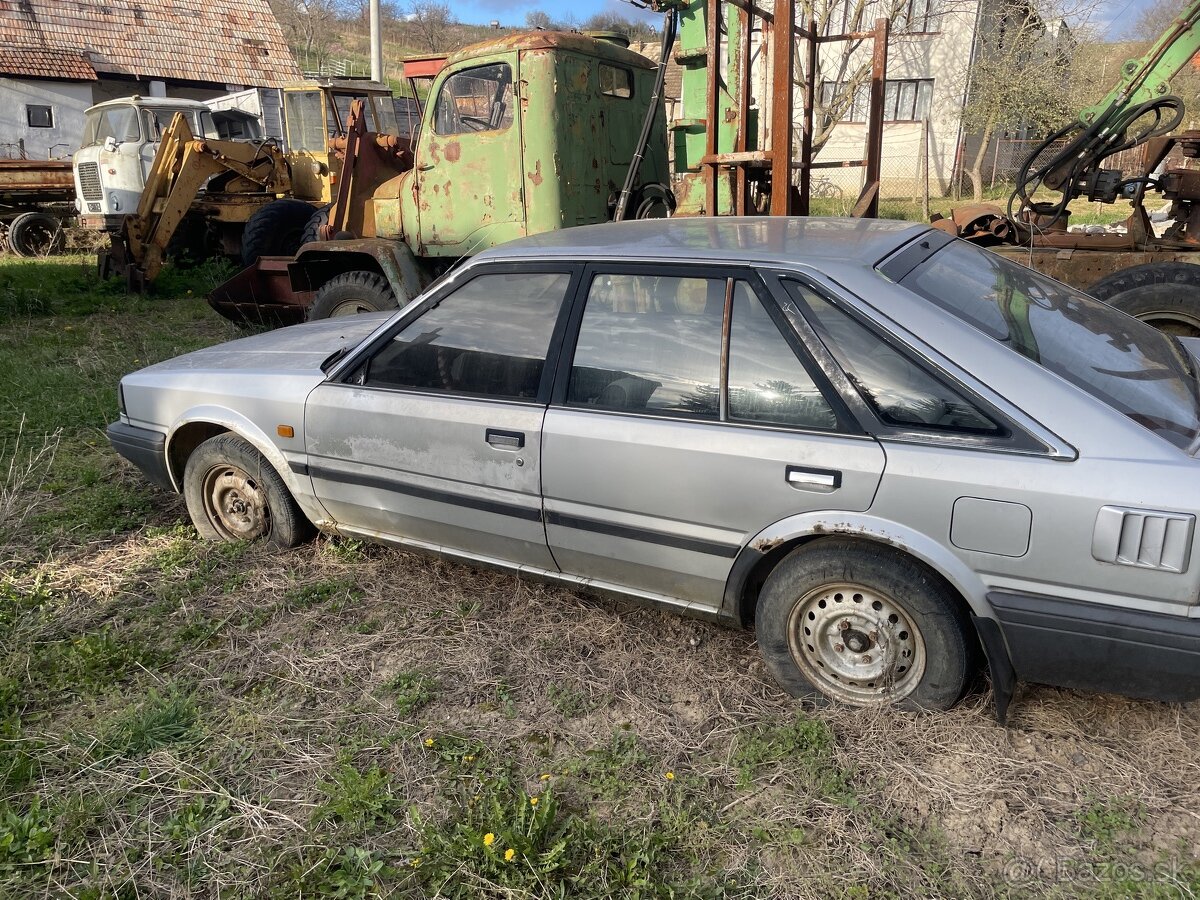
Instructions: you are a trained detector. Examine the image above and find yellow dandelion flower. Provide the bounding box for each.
[665,771,676,781]
[539,773,552,781]
[463,754,475,762]
[530,796,539,806]
[483,832,495,847]
[424,738,434,747]
[504,848,515,862]
[411,857,421,868]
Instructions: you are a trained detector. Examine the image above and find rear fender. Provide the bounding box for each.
[724,512,993,622]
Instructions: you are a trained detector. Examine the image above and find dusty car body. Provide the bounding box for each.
[109,218,1200,717]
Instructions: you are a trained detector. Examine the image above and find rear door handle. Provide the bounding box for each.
[786,465,841,492]
[486,428,525,450]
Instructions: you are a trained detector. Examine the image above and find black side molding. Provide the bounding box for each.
[989,591,1200,704]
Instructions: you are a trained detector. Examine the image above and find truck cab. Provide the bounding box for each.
[281,80,398,203]
[74,97,218,231]
[390,31,671,257]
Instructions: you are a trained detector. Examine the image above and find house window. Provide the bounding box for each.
[26,105,53,128]
[820,79,934,123]
[899,0,942,32]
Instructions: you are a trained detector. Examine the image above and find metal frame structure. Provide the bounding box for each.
[675,0,889,218]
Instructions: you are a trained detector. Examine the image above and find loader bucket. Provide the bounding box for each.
[207,256,312,327]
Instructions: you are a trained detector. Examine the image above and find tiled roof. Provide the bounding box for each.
[0,0,302,88]
[0,44,96,80]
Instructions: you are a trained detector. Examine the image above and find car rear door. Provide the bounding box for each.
[303,264,578,570]
[541,264,887,613]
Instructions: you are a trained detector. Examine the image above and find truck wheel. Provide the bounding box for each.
[1086,262,1200,337]
[183,434,314,549]
[301,204,332,245]
[309,271,398,319]
[8,212,65,256]
[755,538,978,711]
[240,199,314,266]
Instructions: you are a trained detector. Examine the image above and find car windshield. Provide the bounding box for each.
[897,239,1200,451]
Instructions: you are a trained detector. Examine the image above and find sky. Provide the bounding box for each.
[446,0,1162,40]
[448,0,664,29]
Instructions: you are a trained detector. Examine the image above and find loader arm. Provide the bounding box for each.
[112,113,293,285]
[1014,0,1200,221]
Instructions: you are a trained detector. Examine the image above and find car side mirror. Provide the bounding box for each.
[103,136,119,152]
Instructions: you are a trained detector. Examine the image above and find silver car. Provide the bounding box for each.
[109,218,1200,718]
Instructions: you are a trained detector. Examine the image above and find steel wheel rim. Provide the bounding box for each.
[1136,311,1200,337]
[786,581,926,705]
[201,463,269,540]
[330,299,375,316]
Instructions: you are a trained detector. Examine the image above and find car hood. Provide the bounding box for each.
[140,313,392,375]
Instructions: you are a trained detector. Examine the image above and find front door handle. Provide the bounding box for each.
[786,465,841,493]
[417,162,435,171]
[486,428,525,450]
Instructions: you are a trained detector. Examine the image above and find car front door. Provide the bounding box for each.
[303,265,578,569]
[541,265,888,613]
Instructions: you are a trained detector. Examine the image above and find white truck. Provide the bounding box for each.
[73,97,222,233]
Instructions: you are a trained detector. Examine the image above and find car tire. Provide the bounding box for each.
[8,212,65,257]
[1086,262,1200,337]
[755,538,977,711]
[183,434,314,549]
[240,199,315,266]
[308,271,398,319]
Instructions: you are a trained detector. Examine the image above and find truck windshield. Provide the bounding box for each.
[897,239,1200,451]
[81,105,142,147]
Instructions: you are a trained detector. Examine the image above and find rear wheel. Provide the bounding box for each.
[301,203,332,245]
[183,434,313,549]
[8,212,65,256]
[1087,262,1200,337]
[240,199,314,265]
[756,538,977,711]
[308,271,398,319]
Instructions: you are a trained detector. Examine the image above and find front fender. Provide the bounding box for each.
[723,512,994,621]
[292,238,429,302]
[165,405,328,527]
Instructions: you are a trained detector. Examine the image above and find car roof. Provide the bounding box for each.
[476,217,929,268]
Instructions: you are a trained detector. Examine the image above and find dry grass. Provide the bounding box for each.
[5,512,1198,897]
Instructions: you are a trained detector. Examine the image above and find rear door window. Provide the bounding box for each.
[565,270,843,430]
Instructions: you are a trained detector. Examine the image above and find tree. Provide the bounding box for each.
[958,0,1083,200]
[269,0,342,68]
[405,0,454,53]
[525,10,555,30]
[582,12,658,41]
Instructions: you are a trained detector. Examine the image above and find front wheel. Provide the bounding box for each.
[308,271,398,319]
[755,538,977,711]
[182,434,314,549]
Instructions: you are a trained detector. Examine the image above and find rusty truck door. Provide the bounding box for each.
[411,52,525,257]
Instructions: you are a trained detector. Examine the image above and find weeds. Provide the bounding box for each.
[380,671,435,716]
[92,689,201,759]
[0,414,61,537]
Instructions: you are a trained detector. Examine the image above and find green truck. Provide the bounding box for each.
[210,30,673,324]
